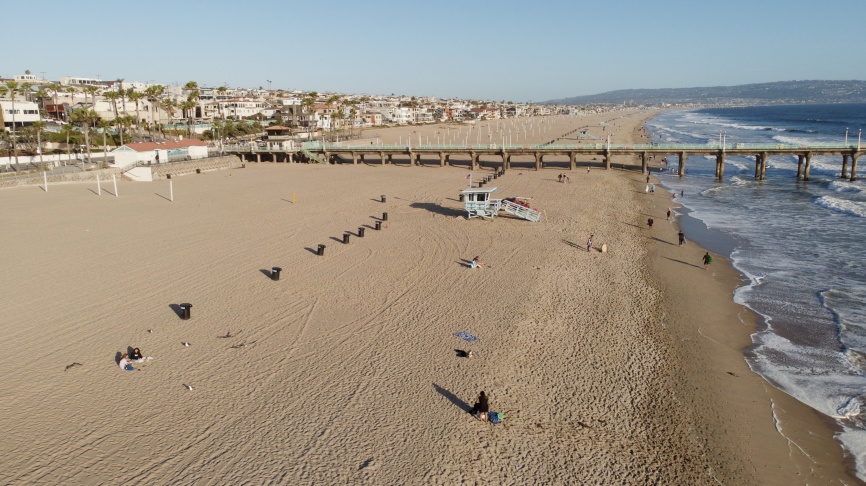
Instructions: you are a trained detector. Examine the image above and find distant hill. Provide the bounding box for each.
[547,80,866,106]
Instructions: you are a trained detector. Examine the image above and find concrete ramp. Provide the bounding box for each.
[123,167,153,182]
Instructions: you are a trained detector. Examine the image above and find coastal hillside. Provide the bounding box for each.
[548,80,866,105]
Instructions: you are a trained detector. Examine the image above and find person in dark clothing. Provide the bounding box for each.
[703,252,713,270]
[130,347,143,360]
[647,218,654,229]
[470,391,490,421]
[678,231,686,246]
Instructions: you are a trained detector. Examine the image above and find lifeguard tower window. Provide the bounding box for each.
[476,193,487,202]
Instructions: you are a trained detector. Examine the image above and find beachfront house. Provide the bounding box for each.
[111,140,208,168]
[0,100,40,131]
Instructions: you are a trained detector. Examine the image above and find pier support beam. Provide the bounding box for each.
[439,152,446,167]
[505,155,511,169]
[640,152,648,174]
[760,152,768,180]
[754,154,761,179]
[851,153,859,182]
[407,152,414,167]
[803,153,813,181]
[678,152,686,177]
[380,151,386,165]
[445,154,451,166]
[842,155,849,179]
[605,150,611,170]
[470,152,478,170]
[387,154,393,165]
[797,155,804,179]
[716,153,726,180]
[256,153,261,163]
[351,152,358,165]
[534,152,541,170]
[502,152,509,168]
[569,152,576,170]
[360,154,365,164]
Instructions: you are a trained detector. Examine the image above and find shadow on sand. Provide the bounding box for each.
[433,383,472,413]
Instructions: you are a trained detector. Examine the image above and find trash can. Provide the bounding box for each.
[317,244,326,256]
[358,227,365,237]
[166,174,171,179]
[375,221,382,230]
[271,267,282,281]
[493,173,498,179]
[196,168,201,174]
[179,303,192,320]
[382,212,388,221]
[459,194,465,202]
[343,232,350,244]
[381,195,386,203]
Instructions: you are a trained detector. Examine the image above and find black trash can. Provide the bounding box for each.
[179,303,192,320]
[343,232,350,244]
[493,173,498,179]
[382,212,388,221]
[358,227,365,237]
[271,267,282,281]
[196,168,201,174]
[459,194,465,202]
[381,195,386,203]
[317,244,326,256]
[166,174,171,179]
[375,220,382,230]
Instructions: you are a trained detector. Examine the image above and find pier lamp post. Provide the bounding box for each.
[859,129,862,151]
[845,128,849,146]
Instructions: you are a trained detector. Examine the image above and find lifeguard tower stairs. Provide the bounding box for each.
[461,187,541,222]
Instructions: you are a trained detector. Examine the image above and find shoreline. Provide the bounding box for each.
[640,121,856,481]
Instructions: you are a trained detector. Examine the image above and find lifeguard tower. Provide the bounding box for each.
[461,187,541,222]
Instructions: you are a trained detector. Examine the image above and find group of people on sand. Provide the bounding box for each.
[557,173,571,184]
[466,257,496,422]
[118,347,148,371]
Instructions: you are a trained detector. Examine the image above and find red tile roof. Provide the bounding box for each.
[122,140,208,152]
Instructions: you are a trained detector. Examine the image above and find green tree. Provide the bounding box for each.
[97,118,111,163]
[60,123,75,162]
[127,90,144,132]
[69,108,98,164]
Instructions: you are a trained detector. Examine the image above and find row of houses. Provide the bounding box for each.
[3,73,621,133]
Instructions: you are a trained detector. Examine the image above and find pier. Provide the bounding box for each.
[224,142,863,182]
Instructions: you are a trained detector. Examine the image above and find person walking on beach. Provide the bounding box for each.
[667,208,672,221]
[678,231,686,246]
[645,184,649,193]
[586,234,594,253]
[703,252,713,270]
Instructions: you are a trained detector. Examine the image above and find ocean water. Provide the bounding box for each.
[646,104,866,479]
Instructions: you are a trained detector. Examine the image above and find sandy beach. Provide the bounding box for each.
[0,110,856,484]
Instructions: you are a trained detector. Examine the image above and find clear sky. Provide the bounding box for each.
[4,0,865,101]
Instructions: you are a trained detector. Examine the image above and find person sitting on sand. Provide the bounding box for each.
[118,353,134,371]
[470,391,490,421]
[130,347,143,361]
[469,256,484,269]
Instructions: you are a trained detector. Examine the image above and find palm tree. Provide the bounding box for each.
[145,85,165,134]
[97,118,111,164]
[46,83,62,119]
[35,88,48,117]
[69,108,98,164]
[180,100,197,138]
[60,123,74,163]
[0,81,22,167]
[127,91,144,132]
[160,99,177,136]
[116,79,126,113]
[82,85,99,110]
[32,120,46,166]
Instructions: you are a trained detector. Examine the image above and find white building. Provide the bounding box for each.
[0,100,40,131]
[218,99,265,118]
[60,76,101,87]
[111,140,209,168]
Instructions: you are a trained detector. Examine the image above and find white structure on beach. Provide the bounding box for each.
[112,140,208,168]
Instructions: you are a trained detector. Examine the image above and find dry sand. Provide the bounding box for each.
[0,110,856,484]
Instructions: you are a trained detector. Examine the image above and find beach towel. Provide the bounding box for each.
[454,331,479,343]
[489,411,502,424]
